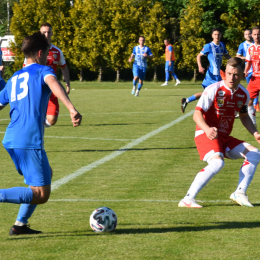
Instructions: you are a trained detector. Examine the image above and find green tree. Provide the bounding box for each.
[180,0,205,81]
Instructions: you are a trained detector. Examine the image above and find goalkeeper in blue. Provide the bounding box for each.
[128,36,153,97]
[0,31,82,235]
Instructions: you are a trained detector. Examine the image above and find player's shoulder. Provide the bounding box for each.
[202,81,222,97]
[237,83,249,96]
[50,44,64,54]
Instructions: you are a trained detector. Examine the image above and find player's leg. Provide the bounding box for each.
[178,133,225,208]
[181,93,202,113]
[161,61,169,86]
[45,94,59,127]
[135,67,145,97]
[170,61,180,86]
[132,65,139,95]
[227,142,260,207]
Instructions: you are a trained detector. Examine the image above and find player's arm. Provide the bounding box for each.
[45,75,82,127]
[239,108,260,144]
[60,65,70,94]
[244,61,252,77]
[0,65,4,77]
[224,53,231,59]
[143,47,153,59]
[193,110,218,140]
[236,54,246,60]
[197,53,205,74]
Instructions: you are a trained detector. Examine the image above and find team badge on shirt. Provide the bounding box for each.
[237,100,243,108]
[217,99,224,107]
[218,91,225,97]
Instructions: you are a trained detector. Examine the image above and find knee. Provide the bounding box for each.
[208,158,225,174]
[245,149,260,164]
[47,116,58,126]
[31,188,50,204]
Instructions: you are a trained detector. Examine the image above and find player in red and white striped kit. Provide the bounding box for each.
[179,57,260,208]
[245,26,260,126]
[24,22,70,127]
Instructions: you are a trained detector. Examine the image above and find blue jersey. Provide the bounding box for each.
[237,41,253,73]
[0,47,3,81]
[132,45,153,68]
[0,63,56,149]
[200,42,228,76]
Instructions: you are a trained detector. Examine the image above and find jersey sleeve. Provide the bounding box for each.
[245,47,251,62]
[200,43,210,55]
[147,47,153,56]
[42,66,57,83]
[58,49,66,67]
[168,45,173,52]
[236,43,244,56]
[196,84,217,113]
[0,85,9,106]
[132,47,136,55]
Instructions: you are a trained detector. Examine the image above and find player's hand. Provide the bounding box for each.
[0,65,4,72]
[66,83,70,95]
[244,71,248,78]
[128,58,132,63]
[70,109,82,127]
[143,53,148,57]
[254,132,260,144]
[206,127,218,140]
[199,66,205,74]
[169,61,171,66]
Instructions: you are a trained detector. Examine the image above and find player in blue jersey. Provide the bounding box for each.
[0,31,82,235]
[181,28,231,113]
[0,44,6,91]
[236,29,257,110]
[128,36,153,96]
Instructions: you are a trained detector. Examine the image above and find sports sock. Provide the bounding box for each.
[184,159,224,199]
[44,118,52,128]
[137,83,143,91]
[248,105,256,125]
[186,95,197,103]
[165,71,170,81]
[133,79,137,87]
[0,187,33,204]
[15,204,38,224]
[235,150,260,193]
[171,72,178,80]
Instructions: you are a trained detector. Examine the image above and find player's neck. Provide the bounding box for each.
[254,41,260,46]
[212,40,220,45]
[139,44,144,48]
[25,58,37,65]
[246,40,253,44]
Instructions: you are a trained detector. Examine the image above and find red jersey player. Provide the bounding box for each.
[178,57,260,208]
[245,26,260,126]
[24,22,70,126]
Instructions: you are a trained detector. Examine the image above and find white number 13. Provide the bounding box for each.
[11,72,29,102]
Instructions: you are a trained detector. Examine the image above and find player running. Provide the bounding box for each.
[181,28,231,113]
[245,26,260,126]
[0,31,82,235]
[0,43,6,91]
[23,22,70,127]
[178,57,260,208]
[128,36,153,97]
[161,38,181,86]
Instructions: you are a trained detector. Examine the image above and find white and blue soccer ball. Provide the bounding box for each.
[89,207,117,232]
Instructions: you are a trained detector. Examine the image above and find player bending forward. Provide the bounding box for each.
[179,57,260,208]
[0,31,82,235]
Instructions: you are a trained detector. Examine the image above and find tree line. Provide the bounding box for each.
[1,0,260,81]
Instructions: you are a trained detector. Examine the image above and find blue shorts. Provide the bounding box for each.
[133,65,146,81]
[165,61,174,72]
[246,72,253,84]
[5,148,52,187]
[202,70,222,89]
[0,79,6,91]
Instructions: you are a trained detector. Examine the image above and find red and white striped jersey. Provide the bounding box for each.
[246,44,260,77]
[195,80,250,136]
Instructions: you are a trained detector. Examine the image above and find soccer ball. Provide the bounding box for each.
[89,207,117,232]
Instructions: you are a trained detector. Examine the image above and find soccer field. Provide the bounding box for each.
[1,81,260,259]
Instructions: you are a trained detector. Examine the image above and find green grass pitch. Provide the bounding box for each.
[1,80,260,259]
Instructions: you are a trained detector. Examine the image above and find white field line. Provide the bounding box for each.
[44,135,135,141]
[48,199,234,203]
[51,110,194,191]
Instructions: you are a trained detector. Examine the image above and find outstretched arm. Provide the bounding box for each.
[45,75,82,127]
[60,65,70,94]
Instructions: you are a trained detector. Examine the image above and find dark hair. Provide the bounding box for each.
[40,22,52,29]
[164,38,169,41]
[226,57,244,71]
[252,26,260,32]
[22,31,49,58]
[139,36,145,40]
[212,27,221,34]
[244,29,252,33]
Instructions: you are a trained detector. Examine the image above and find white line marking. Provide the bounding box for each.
[51,110,194,191]
[45,135,135,141]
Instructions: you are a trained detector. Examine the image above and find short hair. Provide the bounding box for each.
[40,22,52,29]
[252,26,260,32]
[226,57,244,71]
[139,36,145,40]
[244,29,252,33]
[212,27,221,34]
[22,31,50,58]
[164,38,169,41]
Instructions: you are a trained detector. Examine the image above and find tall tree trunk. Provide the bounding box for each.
[193,68,197,82]
[116,69,120,82]
[79,68,83,82]
[98,66,102,82]
[153,66,157,82]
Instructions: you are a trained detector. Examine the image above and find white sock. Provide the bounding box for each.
[235,149,260,193]
[14,220,26,226]
[44,118,52,128]
[184,159,225,199]
[248,105,256,125]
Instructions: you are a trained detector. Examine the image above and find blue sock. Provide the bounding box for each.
[253,97,259,106]
[165,71,170,81]
[133,79,137,87]
[137,83,143,91]
[187,95,197,103]
[16,204,37,224]
[0,187,33,204]
[171,72,178,80]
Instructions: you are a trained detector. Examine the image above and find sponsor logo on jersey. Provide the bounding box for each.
[227,101,235,104]
[250,50,254,56]
[217,99,224,107]
[237,100,243,108]
[51,51,59,54]
[218,90,225,96]
[236,94,244,98]
[53,54,58,60]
